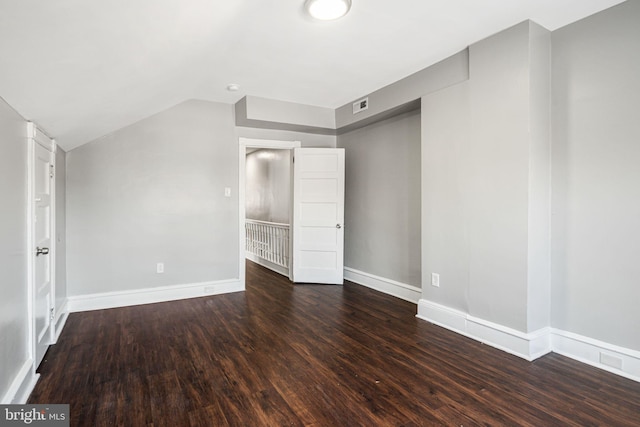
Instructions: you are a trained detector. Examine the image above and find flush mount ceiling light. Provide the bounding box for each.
[226,83,240,92]
[305,0,351,21]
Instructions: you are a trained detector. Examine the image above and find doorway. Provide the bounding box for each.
[245,148,292,277]
[238,138,300,286]
[238,138,346,286]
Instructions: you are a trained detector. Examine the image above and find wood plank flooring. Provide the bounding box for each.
[30,261,640,426]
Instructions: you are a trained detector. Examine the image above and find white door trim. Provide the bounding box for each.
[238,137,301,286]
[26,122,56,372]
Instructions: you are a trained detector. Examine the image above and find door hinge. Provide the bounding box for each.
[50,307,55,321]
[50,164,54,178]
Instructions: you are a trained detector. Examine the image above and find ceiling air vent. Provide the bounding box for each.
[353,97,369,114]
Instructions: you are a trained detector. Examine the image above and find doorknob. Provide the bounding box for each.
[36,247,49,256]
[336,224,342,229]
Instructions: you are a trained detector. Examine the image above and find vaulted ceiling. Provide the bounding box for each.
[0,0,626,151]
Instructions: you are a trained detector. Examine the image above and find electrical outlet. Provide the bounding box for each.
[431,273,440,287]
[224,187,231,197]
[157,262,164,274]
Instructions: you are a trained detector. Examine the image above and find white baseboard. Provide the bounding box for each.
[52,299,70,344]
[416,298,640,382]
[551,329,640,382]
[1,359,39,404]
[416,299,551,361]
[67,279,244,313]
[246,253,289,277]
[52,311,69,344]
[344,267,421,304]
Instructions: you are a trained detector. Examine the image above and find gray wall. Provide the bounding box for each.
[246,149,290,224]
[421,22,551,332]
[55,148,67,311]
[551,0,640,350]
[335,50,469,129]
[66,100,238,296]
[337,111,421,287]
[0,97,29,402]
[421,82,472,313]
[527,23,552,332]
[236,126,336,148]
[237,96,335,133]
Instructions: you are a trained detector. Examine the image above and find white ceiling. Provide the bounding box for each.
[0,0,626,151]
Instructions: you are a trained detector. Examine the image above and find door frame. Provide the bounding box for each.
[238,137,300,287]
[26,122,56,372]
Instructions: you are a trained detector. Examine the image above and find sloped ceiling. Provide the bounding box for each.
[0,0,626,151]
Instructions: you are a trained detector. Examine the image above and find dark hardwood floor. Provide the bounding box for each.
[30,261,640,426]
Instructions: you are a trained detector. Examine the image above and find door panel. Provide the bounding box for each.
[292,148,345,284]
[299,251,337,269]
[300,178,338,197]
[300,203,337,223]
[34,142,53,367]
[299,228,337,247]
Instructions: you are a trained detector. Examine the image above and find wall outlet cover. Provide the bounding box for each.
[431,273,440,287]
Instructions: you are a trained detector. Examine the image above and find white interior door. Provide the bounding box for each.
[34,141,54,367]
[292,148,345,284]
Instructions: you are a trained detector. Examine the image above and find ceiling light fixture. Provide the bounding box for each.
[305,0,351,21]
[226,83,240,92]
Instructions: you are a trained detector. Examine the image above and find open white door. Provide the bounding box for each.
[29,124,55,368]
[292,148,345,284]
